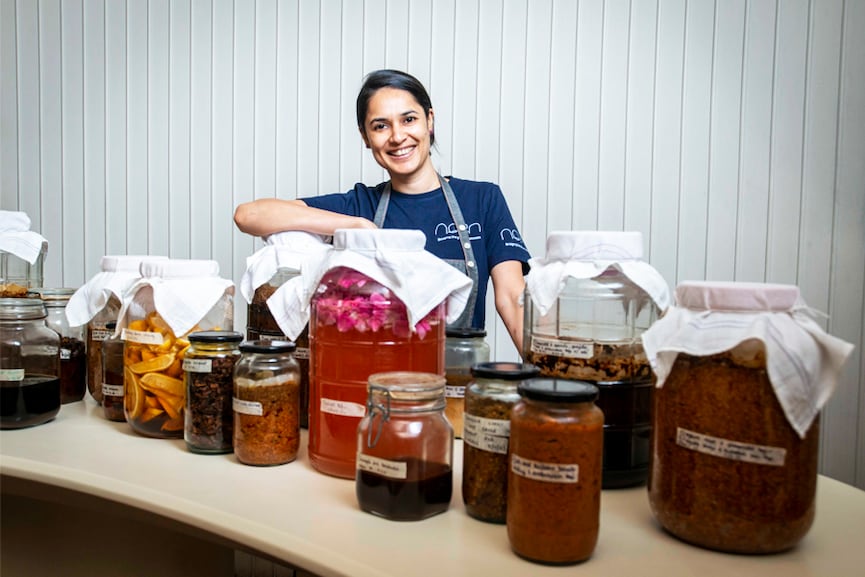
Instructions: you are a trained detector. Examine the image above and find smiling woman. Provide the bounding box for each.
[233,69,530,351]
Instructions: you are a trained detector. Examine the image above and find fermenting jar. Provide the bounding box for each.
[523,231,669,488]
[462,361,540,523]
[0,298,60,428]
[183,331,243,454]
[507,379,604,564]
[101,322,125,422]
[444,328,490,438]
[233,340,301,466]
[356,372,453,521]
[643,281,854,554]
[29,288,86,404]
[0,211,47,297]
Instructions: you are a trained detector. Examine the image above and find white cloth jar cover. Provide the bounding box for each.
[641,280,855,438]
[0,210,48,264]
[525,230,672,316]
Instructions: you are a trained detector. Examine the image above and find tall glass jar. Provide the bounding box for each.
[29,288,86,404]
[101,322,125,422]
[444,328,490,438]
[233,340,301,466]
[356,372,453,521]
[462,361,540,524]
[507,379,604,564]
[86,297,119,405]
[1,298,61,428]
[183,331,243,454]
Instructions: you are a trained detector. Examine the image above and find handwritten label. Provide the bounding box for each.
[90,329,113,342]
[102,383,124,397]
[321,398,366,418]
[464,413,510,454]
[445,385,466,399]
[511,454,579,484]
[294,347,309,360]
[60,348,72,360]
[676,427,787,467]
[0,369,25,381]
[233,398,263,416]
[122,328,165,346]
[182,358,212,373]
[356,453,407,480]
[530,336,593,359]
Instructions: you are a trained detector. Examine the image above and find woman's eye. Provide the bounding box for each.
[404,116,416,124]
[373,123,387,131]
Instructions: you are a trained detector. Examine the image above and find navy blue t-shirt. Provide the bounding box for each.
[301,177,530,328]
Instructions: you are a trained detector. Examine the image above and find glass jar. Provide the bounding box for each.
[507,379,604,565]
[86,296,119,405]
[1,298,61,428]
[356,372,453,521]
[101,322,125,422]
[523,231,663,488]
[309,267,446,479]
[29,288,86,404]
[233,340,301,466]
[1,242,45,297]
[462,361,540,524]
[444,328,490,438]
[183,331,243,454]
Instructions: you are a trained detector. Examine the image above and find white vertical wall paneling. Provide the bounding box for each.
[39,0,63,286]
[104,0,126,255]
[148,0,170,259]
[211,0,234,269]
[385,0,409,73]
[407,0,433,92]
[62,0,85,287]
[475,0,503,184]
[318,0,342,196]
[169,0,192,260]
[705,0,745,282]
[735,0,774,282]
[83,0,106,280]
[2,0,19,211]
[360,0,388,185]
[14,0,39,224]
[451,0,478,179]
[297,0,320,195]
[189,0,212,259]
[254,0,277,199]
[126,0,149,256]
[275,0,298,198]
[340,0,364,191]
[429,0,455,178]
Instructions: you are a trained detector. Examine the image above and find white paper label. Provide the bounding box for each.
[182,358,212,373]
[445,385,466,399]
[530,336,594,359]
[60,348,71,360]
[321,398,366,418]
[1,368,25,381]
[511,454,580,484]
[122,328,165,346]
[676,427,787,467]
[233,398,263,416]
[102,383,124,397]
[90,329,112,342]
[294,347,310,360]
[463,413,510,454]
[356,453,408,480]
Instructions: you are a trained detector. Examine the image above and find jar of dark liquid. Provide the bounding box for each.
[356,372,453,521]
[101,322,126,422]
[28,288,86,404]
[1,297,61,428]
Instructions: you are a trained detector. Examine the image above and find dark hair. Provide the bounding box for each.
[356,69,435,147]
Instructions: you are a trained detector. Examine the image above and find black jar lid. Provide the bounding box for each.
[446,327,487,339]
[188,330,244,343]
[239,340,296,354]
[518,379,599,403]
[470,361,540,380]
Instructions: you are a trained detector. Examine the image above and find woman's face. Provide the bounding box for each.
[360,87,434,182]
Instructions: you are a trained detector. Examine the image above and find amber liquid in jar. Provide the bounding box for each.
[1,375,61,428]
[356,458,452,521]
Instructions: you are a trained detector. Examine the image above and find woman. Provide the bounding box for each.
[234,69,530,351]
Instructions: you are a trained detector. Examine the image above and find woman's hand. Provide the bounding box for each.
[490,260,526,353]
[234,198,377,237]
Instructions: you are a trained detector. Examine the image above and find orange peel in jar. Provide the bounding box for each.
[124,367,146,420]
[130,352,176,375]
[140,373,185,398]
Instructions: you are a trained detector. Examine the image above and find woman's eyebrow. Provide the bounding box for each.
[368,110,419,124]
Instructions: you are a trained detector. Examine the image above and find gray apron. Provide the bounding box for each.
[373,174,480,329]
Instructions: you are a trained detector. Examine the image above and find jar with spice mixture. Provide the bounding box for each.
[356,372,453,521]
[523,231,670,488]
[0,211,47,298]
[444,328,490,438]
[1,298,60,429]
[642,281,854,554]
[507,379,604,565]
[29,288,86,404]
[233,340,301,466]
[101,322,125,422]
[462,361,540,523]
[184,331,243,454]
[116,259,234,439]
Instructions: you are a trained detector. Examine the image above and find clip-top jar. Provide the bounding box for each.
[29,288,86,404]
[444,328,490,438]
[356,372,453,521]
[1,298,61,428]
[507,379,604,565]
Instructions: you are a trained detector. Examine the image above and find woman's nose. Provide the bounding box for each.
[389,124,405,143]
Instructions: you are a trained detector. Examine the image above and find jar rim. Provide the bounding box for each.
[471,362,540,380]
[188,330,244,343]
[518,378,599,403]
[446,327,487,339]
[239,339,296,353]
[367,371,445,398]
[0,297,47,320]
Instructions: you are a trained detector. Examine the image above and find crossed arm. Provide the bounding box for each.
[233,198,376,238]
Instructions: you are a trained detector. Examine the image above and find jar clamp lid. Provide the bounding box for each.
[0,297,47,320]
[470,362,540,380]
[518,379,599,403]
[239,340,297,354]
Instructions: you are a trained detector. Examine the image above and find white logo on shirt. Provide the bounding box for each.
[435,222,482,242]
[500,228,529,251]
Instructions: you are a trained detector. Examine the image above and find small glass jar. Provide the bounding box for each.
[462,361,540,524]
[1,298,61,428]
[356,372,453,521]
[1,242,45,297]
[247,327,310,431]
[507,379,604,565]
[86,294,120,405]
[183,331,243,454]
[101,322,126,422]
[233,340,301,466]
[29,288,86,404]
[444,328,490,438]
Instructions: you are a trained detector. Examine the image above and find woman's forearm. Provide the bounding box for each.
[491,260,526,354]
[233,198,375,237]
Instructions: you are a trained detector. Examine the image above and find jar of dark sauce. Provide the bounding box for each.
[1,298,61,428]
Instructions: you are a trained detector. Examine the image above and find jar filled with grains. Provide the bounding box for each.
[101,322,126,422]
[444,328,490,438]
[233,340,300,466]
[462,361,540,523]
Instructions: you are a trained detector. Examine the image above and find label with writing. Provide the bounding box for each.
[511,454,580,484]
[0,368,25,381]
[530,336,594,359]
[356,453,408,480]
[321,398,366,418]
[294,347,309,360]
[102,383,124,397]
[445,385,466,399]
[90,329,112,342]
[676,427,787,467]
[463,413,510,454]
[122,328,165,346]
[182,358,213,373]
[233,398,263,416]
[60,348,72,360]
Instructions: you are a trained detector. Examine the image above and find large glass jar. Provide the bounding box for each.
[309,267,446,479]
[444,328,490,438]
[462,361,540,524]
[0,298,61,428]
[233,340,301,466]
[507,379,604,565]
[100,322,125,422]
[356,372,453,521]
[523,231,665,488]
[29,288,86,404]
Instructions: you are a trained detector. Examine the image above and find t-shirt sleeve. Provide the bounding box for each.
[299,183,380,220]
[483,184,531,275]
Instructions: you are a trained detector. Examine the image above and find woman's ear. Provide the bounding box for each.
[358,126,370,148]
